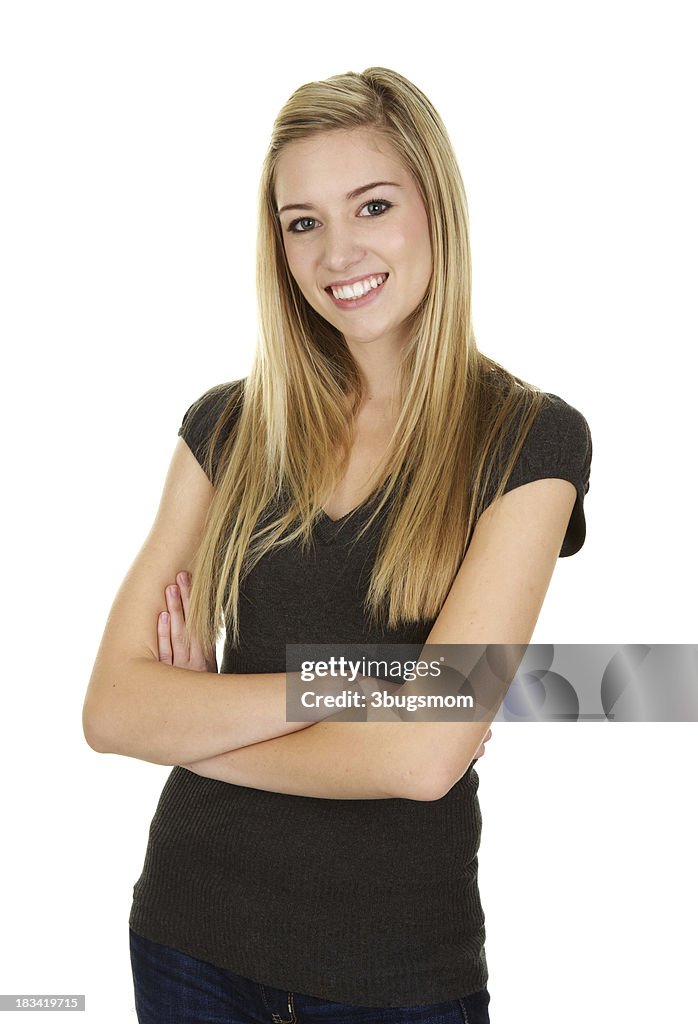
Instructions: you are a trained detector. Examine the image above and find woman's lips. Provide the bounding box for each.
[325,273,389,309]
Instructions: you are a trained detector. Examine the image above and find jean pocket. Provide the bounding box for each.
[457,987,491,1024]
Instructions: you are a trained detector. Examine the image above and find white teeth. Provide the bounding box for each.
[330,274,386,301]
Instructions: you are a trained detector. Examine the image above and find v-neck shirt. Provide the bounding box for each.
[128,377,593,1006]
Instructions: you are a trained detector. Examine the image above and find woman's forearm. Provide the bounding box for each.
[182,717,407,799]
[181,711,487,801]
[83,659,315,766]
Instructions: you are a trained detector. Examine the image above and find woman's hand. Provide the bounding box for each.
[157,571,218,674]
[156,572,490,754]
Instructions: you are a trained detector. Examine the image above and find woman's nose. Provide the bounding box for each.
[320,222,366,274]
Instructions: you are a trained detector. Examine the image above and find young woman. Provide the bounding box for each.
[83,67,592,1023]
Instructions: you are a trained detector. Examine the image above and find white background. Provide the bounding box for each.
[1,1,696,1021]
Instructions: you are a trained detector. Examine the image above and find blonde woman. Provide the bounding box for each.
[84,67,592,1023]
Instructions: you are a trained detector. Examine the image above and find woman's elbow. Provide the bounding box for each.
[82,662,132,755]
[82,705,109,753]
[82,694,118,754]
[82,653,155,756]
[392,764,456,802]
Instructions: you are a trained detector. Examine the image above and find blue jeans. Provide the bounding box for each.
[129,929,491,1024]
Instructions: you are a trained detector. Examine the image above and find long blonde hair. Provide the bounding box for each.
[187,67,546,649]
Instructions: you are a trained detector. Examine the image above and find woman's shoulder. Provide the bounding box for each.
[177,378,246,481]
[500,388,594,557]
[482,373,592,476]
[181,377,245,421]
[179,377,245,433]
[525,390,593,458]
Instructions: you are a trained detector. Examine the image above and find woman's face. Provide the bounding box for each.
[274,128,432,354]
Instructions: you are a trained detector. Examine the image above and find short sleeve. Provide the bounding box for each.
[178,380,244,484]
[498,392,593,557]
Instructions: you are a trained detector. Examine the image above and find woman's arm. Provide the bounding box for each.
[182,720,493,800]
[82,439,318,766]
[158,573,489,800]
[181,476,576,800]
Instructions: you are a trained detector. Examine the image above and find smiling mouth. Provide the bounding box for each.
[325,273,389,302]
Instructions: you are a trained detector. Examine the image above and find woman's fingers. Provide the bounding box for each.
[157,611,173,665]
[166,583,188,659]
[177,571,192,617]
[159,570,216,673]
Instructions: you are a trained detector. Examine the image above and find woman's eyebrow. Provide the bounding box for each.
[277,181,403,216]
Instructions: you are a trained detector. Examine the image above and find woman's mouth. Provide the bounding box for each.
[325,273,389,309]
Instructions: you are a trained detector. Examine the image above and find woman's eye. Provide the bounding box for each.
[359,199,392,217]
[288,217,317,233]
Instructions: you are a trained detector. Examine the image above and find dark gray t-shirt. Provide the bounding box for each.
[128,379,592,1006]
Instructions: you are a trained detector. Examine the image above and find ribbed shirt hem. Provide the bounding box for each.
[128,903,488,1008]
